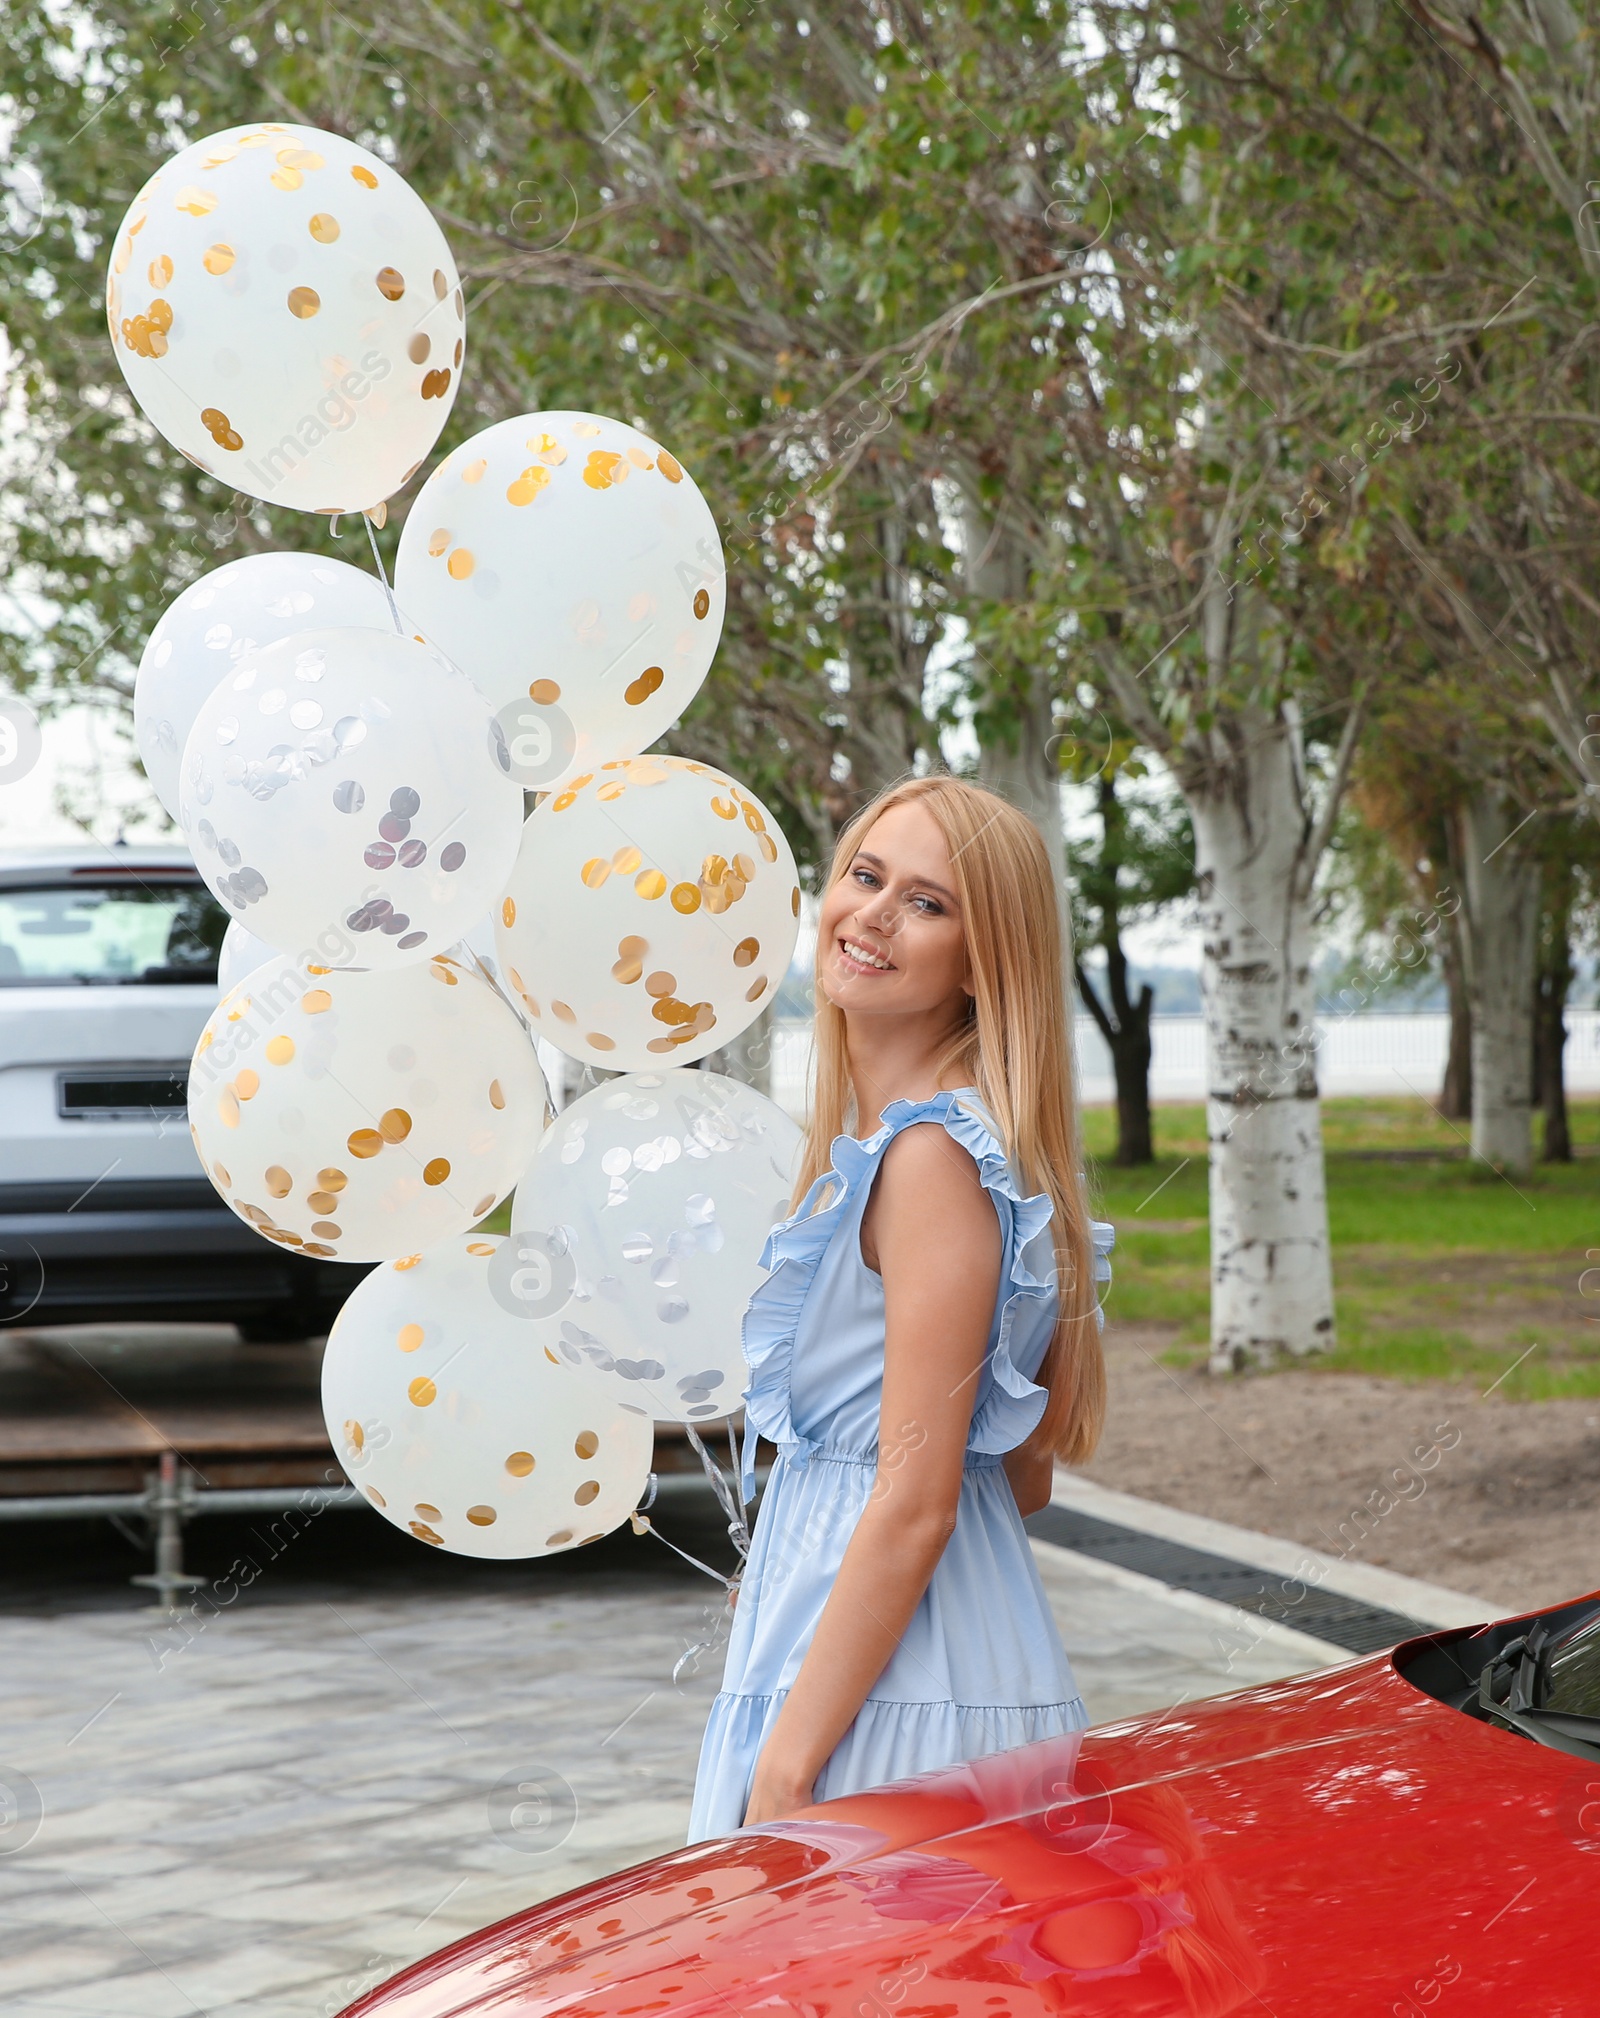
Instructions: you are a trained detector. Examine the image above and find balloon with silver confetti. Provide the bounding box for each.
[179,625,522,969]
[135,553,395,822]
[508,1069,802,1424]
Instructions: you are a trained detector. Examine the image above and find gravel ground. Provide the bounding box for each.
[1080,1323,1600,1610]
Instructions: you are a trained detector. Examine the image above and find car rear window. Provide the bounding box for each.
[0,881,228,985]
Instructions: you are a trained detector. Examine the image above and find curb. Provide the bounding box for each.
[1048,1473,1489,1630]
[1049,1469,1484,1638]
[1030,1539,1351,1668]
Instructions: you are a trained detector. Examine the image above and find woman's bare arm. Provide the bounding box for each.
[742,1124,1001,1825]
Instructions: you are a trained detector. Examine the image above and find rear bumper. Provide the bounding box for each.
[0,1183,363,1325]
[2,1204,266,1261]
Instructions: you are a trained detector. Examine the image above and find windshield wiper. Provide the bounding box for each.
[1479,1616,1600,1764]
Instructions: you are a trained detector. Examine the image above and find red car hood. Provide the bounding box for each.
[346,1639,1596,2018]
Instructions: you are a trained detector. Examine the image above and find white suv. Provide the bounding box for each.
[0,844,357,1338]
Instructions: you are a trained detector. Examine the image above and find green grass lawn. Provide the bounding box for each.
[1082,1096,1600,1400]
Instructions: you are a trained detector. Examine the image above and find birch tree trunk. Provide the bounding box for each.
[1187,715,1336,1372]
[1459,790,1539,1174]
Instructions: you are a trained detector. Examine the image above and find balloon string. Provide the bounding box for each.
[363,512,405,635]
[653,1431,753,1687]
[633,1503,736,1689]
[628,1420,753,1617]
[671,1583,736,1688]
[673,1621,730,1687]
[456,939,520,1016]
[685,1422,751,1565]
[630,1508,739,1594]
[452,944,554,1130]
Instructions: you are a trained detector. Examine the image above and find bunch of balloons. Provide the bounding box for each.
[117,120,804,1561]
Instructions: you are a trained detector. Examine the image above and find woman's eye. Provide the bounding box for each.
[852,867,880,888]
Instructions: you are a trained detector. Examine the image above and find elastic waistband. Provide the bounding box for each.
[775,1442,1005,1472]
[740,1419,1007,1501]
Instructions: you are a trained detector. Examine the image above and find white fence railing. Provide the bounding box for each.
[767,1009,1600,1120]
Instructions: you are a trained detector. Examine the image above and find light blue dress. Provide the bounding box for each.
[688,1088,1115,1842]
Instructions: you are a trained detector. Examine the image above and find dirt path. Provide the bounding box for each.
[1080,1324,1600,1611]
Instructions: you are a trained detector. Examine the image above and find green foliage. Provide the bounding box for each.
[1315,799,1449,1007]
[1084,1096,1600,1385]
[4,0,1595,867]
[1320,1324,1600,1403]
[1152,0,1600,796]
[0,0,1382,859]
[1065,757,1195,958]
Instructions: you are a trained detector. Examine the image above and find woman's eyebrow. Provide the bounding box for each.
[852,850,959,906]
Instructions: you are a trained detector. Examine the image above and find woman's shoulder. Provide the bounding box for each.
[875,1104,986,1178]
[862,1088,1040,1252]
[865,1085,997,1153]
[875,1087,1020,1195]
[778,1087,1024,1242]
[868,1108,993,1233]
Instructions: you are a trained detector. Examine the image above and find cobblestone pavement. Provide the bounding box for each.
[0,1511,1342,2018]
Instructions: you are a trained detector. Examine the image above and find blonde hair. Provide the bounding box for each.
[797,775,1105,1466]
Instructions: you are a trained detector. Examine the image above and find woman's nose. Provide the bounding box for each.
[856,889,904,937]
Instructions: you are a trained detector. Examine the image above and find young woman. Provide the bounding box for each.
[688,774,1111,1840]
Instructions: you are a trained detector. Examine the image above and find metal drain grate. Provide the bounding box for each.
[1025,1502,1432,1656]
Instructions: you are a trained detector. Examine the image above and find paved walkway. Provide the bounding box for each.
[0,1514,1344,2018]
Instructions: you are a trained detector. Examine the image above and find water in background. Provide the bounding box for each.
[766,1009,1600,1123]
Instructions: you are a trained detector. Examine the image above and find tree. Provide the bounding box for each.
[0,2,961,873]
[1346,741,1474,1119]
[1459,789,1543,1170]
[1065,742,1195,1165]
[13,0,1590,1362]
[1534,848,1577,1164]
[1532,814,1600,1159]
[1050,94,1382,1366]
[1148,0,1600,1183]
[2,0,1373,1369]
[1398,0,1600,801]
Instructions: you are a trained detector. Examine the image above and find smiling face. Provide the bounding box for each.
[817,800,972,1025]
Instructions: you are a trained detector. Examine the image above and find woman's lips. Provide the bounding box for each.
[837,936,893,976]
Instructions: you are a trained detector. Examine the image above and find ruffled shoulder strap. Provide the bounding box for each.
[739,1089,1112,1498]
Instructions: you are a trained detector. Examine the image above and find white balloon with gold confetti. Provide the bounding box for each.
[509,1070,802,1425]
[105,120,463,513]
[322,1235,652,1560]
[494,755,800,1070]
[392,411,723,781]
[179,626,522,970]
[187,951,547,1263]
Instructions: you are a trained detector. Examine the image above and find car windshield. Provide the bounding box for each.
[0,881,227,985]
[1547,1608,1600,1720]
